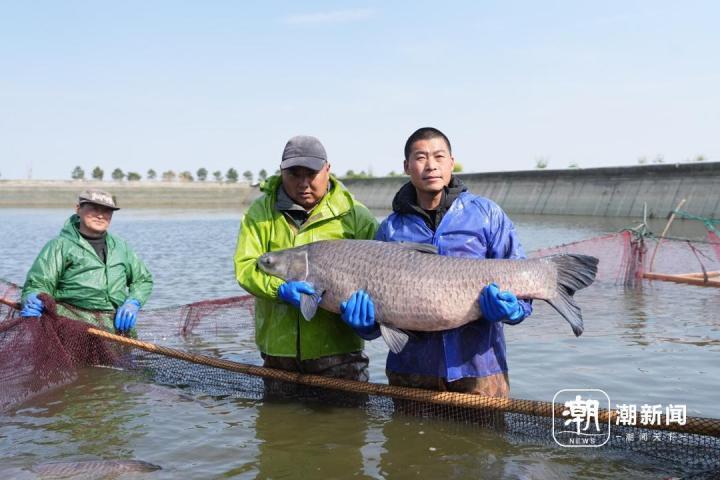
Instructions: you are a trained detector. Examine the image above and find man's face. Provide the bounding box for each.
[76,203,114,236]
[404,137,455,196]
[281,163,331,210]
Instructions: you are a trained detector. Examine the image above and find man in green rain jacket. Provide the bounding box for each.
[234,136,378,381]
[20,189,153,333]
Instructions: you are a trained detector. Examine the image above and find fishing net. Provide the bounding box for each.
[529,229,720,287]
[1,275,720,477]
[711,230,720,260]
[0,286,255,412]
[529,231,644,285]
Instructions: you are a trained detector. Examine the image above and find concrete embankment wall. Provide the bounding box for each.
[0,181,257,209]
[1,162,718,218]
[344,162,720,219]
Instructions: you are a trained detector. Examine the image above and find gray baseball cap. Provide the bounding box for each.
[78,189,120,210]
[281,135,327,171]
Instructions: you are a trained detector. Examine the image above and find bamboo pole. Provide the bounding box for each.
[0,298,20,309]
[643,272,720,288]
[674,271,720,279]
[648,198,687,273]
[88,327,720,437]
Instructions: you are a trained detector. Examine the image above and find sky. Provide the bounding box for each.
[0,1,718,180]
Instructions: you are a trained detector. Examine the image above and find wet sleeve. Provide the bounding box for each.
[21,240,64,302]
[485,202,534,321]
[126,247,153,306]
[353,205,379,240]
[233,208,284,300]
[355,325,382,341]
[485,202,526,261]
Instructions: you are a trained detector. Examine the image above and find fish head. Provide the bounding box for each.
[257,246,309,281]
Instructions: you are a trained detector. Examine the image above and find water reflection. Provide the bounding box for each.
[253,401,370,479]
[12,368,143,459]
[617,285,651,346]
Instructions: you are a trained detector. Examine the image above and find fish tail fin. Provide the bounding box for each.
[544,254,599,337]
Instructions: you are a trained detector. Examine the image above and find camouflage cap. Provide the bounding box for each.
[78,189,120,210]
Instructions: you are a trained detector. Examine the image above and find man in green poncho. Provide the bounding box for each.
[234,135,378,381]
[20,189,153,333]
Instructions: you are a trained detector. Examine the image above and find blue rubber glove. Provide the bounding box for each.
[278,281,315,308]
[340,290,376,333]
[479,283,525,323]
[115,299,141,332]
[20,292,44,317]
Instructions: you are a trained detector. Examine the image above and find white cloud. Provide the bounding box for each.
[282,8,375,25]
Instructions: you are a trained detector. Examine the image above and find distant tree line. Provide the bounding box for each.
[69,166,274,183]
[68,153,712,182]
[72,165,414,183]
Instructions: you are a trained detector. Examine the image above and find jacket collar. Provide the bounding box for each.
[60,214,114,250]
[275,185,310,213]
[392,175,467,218]
[263,174,353,225]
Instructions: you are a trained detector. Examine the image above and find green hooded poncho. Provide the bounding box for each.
[21,214,153,328]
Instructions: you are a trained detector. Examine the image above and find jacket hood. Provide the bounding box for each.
[59,214,84,242]
[260,175,282,196]
[391,175,467,231]
[60,214,113,250]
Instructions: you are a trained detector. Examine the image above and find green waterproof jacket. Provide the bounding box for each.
[21,214,153,315]
[234,175,378,360]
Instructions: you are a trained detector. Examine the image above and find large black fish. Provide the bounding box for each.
[258,240,598,352]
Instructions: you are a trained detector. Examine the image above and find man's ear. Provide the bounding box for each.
[403,159,409,175]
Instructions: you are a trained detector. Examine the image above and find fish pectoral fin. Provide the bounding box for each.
[380,324,411,354]
[397,241,439,255]
[300,289,324,321]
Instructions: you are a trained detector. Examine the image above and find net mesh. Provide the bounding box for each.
[1,229,720,476]
[529,230,720,286]
[710,230,720,261]
[529,231,644,285]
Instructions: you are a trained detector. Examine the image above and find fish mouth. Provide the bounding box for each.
[257,254,279,276]
[258,254,272,268]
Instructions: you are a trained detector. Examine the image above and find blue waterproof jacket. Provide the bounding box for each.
[374,182,532,381]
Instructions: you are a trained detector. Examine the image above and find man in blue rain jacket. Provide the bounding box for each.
[339,127,532,396]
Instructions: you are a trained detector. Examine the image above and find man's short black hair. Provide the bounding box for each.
[404,127,452,161]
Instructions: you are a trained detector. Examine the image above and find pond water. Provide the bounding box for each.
[0,208,718,479]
